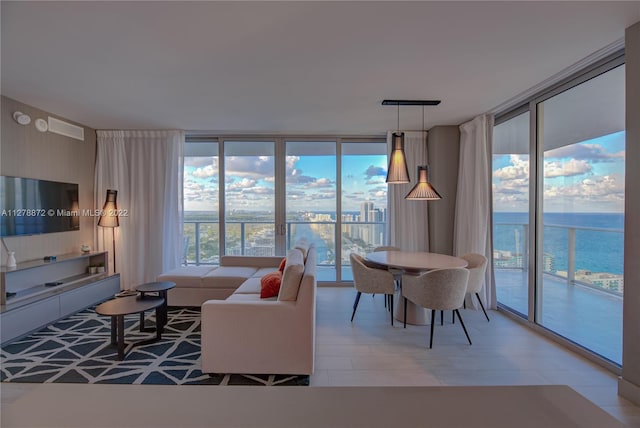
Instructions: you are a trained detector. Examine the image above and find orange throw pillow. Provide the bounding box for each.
[260,271,282,298]
[278,258,286,272]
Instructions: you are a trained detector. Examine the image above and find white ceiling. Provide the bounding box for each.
[2,1,639,134]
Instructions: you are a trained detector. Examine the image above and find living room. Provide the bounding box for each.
[2,2,640,427]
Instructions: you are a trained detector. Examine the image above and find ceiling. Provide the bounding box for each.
[2,1,639,134]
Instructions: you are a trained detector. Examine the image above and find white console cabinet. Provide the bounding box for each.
[1,251,120,343]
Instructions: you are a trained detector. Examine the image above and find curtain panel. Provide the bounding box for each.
[95,130,184,290]
[387,131,430,252]
[453,114,496,309]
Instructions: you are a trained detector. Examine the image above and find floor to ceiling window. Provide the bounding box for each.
[285,141,337,281]
[340,142,388,281]
[493,54,625,365]
[493,111,530,317]
[183,141,219,265]
[182,137,387,282]
[223,141,276,256]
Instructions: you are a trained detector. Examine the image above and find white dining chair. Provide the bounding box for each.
[350,253,397,326]
[402,268,471,348]
[460,253,490,322]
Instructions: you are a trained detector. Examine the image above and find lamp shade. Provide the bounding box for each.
[385,132,410,184]
[405,166,442,200]
[97,189,119,228]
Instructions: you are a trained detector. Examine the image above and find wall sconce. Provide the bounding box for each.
[12,111,31,125]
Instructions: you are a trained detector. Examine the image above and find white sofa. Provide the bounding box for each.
[201,244,317,375]
[158,256,283,307]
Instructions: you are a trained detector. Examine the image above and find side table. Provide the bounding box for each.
[135,281,176,333]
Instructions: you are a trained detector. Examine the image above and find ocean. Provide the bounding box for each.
[493,212,624,275]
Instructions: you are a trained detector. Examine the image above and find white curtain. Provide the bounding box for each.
[453,114,496,309]
[387,131,430,252]
[95,130,184,291]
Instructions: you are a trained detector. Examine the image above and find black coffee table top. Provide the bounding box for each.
[95,296,164,316]
[135,281,176,293]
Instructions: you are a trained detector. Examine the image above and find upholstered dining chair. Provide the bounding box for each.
[373,246,401,309]
[402,268,472,348]
[460,253,490,322]
[350,253,397,326]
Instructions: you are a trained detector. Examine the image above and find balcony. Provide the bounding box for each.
[494,222,623,364]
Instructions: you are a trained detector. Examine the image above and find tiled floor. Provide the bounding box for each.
[311,286,640,426]
[1,286,639,426]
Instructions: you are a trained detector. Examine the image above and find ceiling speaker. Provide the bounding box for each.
[48,116,84,141]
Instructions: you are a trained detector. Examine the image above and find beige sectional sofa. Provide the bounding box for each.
[157,239,317,376]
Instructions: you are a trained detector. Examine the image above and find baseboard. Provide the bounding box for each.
[618,376,640,406]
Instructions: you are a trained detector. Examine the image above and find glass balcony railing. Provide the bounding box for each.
[494,222,624,296]
[183,220,386,277]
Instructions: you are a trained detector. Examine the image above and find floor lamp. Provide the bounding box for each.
[97,189,119,274]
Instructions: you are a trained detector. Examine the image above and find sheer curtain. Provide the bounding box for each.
[95,130,184,291]
[387,131,430,251]
[453,114,495,309]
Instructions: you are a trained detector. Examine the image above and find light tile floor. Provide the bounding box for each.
[312,287,640,426]
[1,286,639,426]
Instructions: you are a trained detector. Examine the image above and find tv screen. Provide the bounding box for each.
[1,176,80,236]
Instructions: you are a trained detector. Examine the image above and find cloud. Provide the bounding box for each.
[545,174,623,201]
[305,178,334,189]
[546,143,624,161]
[186,157,216,168]
[544,159,591,178]
[192,164,218,178]
[227,178,256,191]
[225,156,273,179]
[365,177,385,185]
[365,165,386,178]
[494,155,529,180]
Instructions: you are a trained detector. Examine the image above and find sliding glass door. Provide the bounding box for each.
[536,65,625,363]
[493,57,625,365]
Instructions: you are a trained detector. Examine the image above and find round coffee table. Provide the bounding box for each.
[95,296,164,360]
[135,281,176,333]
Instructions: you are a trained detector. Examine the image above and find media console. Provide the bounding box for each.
[0,251,120,343]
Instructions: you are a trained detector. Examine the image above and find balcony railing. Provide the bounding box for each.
[493,222,624,296]
[183,220,386,268]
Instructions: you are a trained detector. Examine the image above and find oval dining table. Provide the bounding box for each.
[365,251,468,325]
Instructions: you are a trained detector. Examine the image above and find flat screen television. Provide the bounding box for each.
[1,176,80,236]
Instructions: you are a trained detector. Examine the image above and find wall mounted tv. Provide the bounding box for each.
[1,176,80,236]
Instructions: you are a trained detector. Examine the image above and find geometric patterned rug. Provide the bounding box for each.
[1,306,309,386]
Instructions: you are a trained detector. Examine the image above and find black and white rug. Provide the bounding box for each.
[1,306,309,386]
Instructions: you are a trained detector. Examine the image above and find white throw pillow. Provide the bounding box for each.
[279,249,304,301]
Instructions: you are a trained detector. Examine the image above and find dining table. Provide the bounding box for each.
[365,250,468,325]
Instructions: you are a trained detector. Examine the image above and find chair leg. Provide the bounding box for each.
[350,292,362,322]
[389,294,394,326]
[403,297,407,328]
[452,310,455,324]
[476,293,490,321]
[454,309,472,345]
[440,310,444,325]
[429,309,436,349]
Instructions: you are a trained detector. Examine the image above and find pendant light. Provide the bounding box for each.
[385,103,410,184]
[405,106,442,200]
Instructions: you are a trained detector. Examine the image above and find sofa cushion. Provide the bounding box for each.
[157,265,217,288]
[234,277,262,294]
[278,258,286,272]
[279,249,304,301]
[226,293,276,302]
[251,267,279,278]
[202,267,258,289]
[293,238,310,260]
[260,271,282,298]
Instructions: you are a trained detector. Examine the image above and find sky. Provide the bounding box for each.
[493,131,625,213]
[183,152,388,214]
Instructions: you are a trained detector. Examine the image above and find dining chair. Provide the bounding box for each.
[373,246,402,309]
[350,253,397,326]
[460,253,490,322]
[402,268,471,348]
